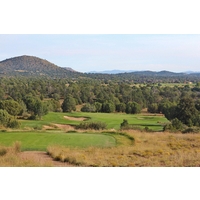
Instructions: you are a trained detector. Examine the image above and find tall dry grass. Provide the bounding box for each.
[0,142,53,167]
[47,131,200,167]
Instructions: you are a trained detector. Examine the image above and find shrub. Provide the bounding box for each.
[0,109,11,127]
[164,118,186,132]
[182,127,200,134]
[120,119,129,129]
[120,120,143,131]
[125,102,141,114]
[33,125,42,130]
[0,109,21,128]
[81,103,96,112]
[148,103,159,113]
[144,126,153,132]
[0,147,7,156]
[28,115,37,120]
[7,119,21,128]
[76,121,107,130]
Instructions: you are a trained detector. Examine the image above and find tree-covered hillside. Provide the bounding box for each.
[0,55,82,78]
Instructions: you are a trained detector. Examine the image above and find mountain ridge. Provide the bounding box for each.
[1,55,200,79]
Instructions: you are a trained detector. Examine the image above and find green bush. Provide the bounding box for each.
[33,125,42,130]
[76,121,107,130]
[164,118,186,132]
[144,126,153,132]
[8,119,21,129]
[120,119,129,129]
[120,120,143,131]
[0,109,11,127]
[81,103,96,112]
[0,109,21,128]
[182,127,200,134]
[28,115,37,120]
[0,147,7,156]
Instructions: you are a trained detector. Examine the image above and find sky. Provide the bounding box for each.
[1,34,200,73]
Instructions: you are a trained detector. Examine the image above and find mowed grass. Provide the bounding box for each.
[0,131,116,151]
[57,112,168,131]
[20,112,169,131]
[20,112,73,129]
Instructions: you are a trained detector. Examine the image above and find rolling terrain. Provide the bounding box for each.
[0,55,82,78]
[1,55,200,83]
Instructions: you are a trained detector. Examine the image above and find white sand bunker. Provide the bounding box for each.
[64,116,87,121]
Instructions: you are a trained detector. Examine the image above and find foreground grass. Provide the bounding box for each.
[0,131,116,151]
[20,112,169,131]
[47,131,200,167]
[0,142,53,167]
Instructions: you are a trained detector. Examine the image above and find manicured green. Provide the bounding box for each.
[0,131,116,151]
[20,112,169,131]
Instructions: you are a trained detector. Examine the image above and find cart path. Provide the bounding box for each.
[19,151,76,167]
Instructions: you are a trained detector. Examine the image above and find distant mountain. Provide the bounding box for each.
[132,70,186,76]
[1,55,199,81]
[88,69,136,74]
[88,69,188,76]
[184,71,200,74]
[0,55,81,78]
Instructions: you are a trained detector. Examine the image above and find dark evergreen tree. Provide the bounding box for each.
[61,95,76,112]
[175,97,199,126]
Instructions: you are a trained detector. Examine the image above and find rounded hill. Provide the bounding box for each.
[0,55,81,78]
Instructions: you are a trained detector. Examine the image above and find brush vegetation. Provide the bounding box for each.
[47,131,200,167]
[0,142,53,166]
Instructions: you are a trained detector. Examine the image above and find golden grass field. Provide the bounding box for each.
[47,130,200,167]
[0,142,53,167]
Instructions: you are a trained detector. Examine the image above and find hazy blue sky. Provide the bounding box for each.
[1,34,200,73]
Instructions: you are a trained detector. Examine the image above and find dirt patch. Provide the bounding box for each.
[64,116,87,121]
[19,151,75,167]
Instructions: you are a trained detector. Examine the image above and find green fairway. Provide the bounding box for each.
[20,112,169,131]
[0,131,116,151]
[60,112,169,131]
[20,112,79,129]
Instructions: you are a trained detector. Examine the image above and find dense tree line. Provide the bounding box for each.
[0,76,200,130]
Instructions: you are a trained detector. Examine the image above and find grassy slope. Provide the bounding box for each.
[0,131,116,151]
[20,112,169,131]
[20,112,70,129]
[57,112,168,131]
